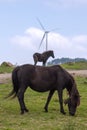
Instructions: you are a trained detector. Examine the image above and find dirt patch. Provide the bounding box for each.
[0,73,11,84]
[68,70,87,77]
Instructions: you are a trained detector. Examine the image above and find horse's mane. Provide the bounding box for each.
[42,50,53,55]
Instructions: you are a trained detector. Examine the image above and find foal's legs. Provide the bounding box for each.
[57,89,66,114]
[43,60,46,66]
[44,89,55,112]
[43,62,45,66]
[17,85,28,114]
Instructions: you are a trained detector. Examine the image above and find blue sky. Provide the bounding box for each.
[0,0,87,65]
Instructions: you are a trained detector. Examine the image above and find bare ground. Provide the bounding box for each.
[68,70,87,77]
[0,73,11,84]
[0,70,87,84]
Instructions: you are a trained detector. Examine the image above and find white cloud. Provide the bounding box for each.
[10,27,87,59]
[10,27,44,51]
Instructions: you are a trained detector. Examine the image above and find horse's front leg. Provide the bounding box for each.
[43,61,46,66]
[44,90,55,112]
[57,90,66,114]
[17,86,29,114]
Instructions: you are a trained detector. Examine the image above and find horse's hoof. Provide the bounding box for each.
[44,107,48,112]
[25,108,29,112]
[63,112,66,115]
[61,111,66,115]
[45,110,48,113]
[20,111,24,115]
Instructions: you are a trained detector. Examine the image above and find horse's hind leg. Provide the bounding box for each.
[34,61,37,66]
[44,89,55,112]
[17,86,29,114]
[33,55,38,66]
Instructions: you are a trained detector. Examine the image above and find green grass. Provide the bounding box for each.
[0,76,87,130]
[61,61,87,70]
[0,65,13,73]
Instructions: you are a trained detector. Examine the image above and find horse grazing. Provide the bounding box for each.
[33,50,55,66]
[7,64,80,116]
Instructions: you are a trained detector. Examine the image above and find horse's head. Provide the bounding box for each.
[50,50,55,58]
[64,92,80,116]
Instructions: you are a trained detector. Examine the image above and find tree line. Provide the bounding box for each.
[48,57,87,65]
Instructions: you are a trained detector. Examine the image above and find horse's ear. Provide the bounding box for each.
[74,94,80,106]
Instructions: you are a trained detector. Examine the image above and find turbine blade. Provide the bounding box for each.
[39,33,45,49]
[37,18,45,30]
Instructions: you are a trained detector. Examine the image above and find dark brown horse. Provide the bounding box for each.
[33,50,55,66]
[7,64,80,116]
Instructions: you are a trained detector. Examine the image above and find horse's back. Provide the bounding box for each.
[12,64,74,92]
[14,64,57,91]
[13,64,72,84]
[15,64,68,76]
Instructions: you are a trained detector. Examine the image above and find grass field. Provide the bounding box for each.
[0,76,87,130]
[0,65,13,74]
[61,61,87,70]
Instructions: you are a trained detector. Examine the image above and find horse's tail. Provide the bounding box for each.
[33,53,38,65]
[6,66,20,99]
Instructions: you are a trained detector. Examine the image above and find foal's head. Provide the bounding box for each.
[49,50,55,58]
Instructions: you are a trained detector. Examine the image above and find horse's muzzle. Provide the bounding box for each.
[69,112,75,116]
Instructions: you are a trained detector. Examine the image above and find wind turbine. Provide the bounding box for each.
[37,18,51,51]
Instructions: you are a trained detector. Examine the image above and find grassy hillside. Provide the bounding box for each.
[0,64,14,73]
[0,76,87,130]
[61,61,87,70]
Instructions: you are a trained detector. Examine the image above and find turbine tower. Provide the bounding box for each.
[37,18,50,51]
